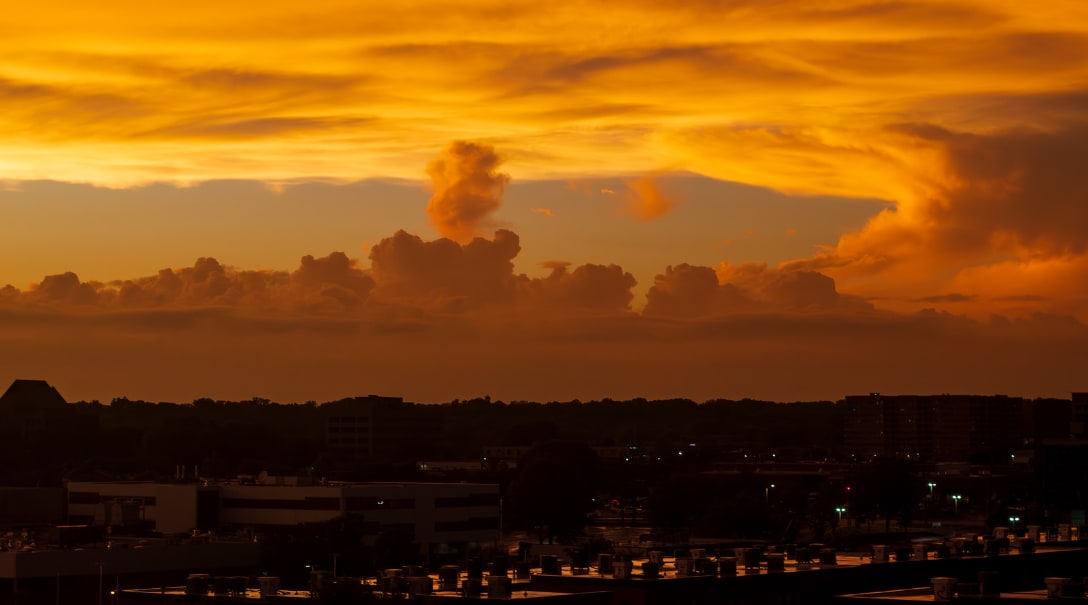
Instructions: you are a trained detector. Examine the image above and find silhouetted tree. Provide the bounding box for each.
[852,459,920,532]
[506,440,598,544]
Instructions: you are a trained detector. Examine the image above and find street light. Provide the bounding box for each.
[951,494,962,515]
[835,507,846,522]
[1009,516,1020,532]
[928,482,937,497]
[765,484,775,504]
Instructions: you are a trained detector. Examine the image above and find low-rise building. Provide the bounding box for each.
[65,480,499,557]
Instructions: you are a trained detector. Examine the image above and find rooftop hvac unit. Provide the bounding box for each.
[257,577,279,598]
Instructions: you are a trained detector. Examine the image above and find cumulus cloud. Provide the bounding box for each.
[2,228,639,318]
[368,229,522,309]
[29,272,100,306]
[788,121,1088,319]
[425,141,510,243]
[2,252,376,315]
[644,264,748,318]
[717,263,845,310]
[291,252,376,312]
[366,230,638,314]
[528,262,637,312]
[644,261,865,318]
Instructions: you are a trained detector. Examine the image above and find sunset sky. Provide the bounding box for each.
[2,0,1087,404]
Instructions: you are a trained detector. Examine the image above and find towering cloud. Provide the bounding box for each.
[788,121,1088,318]
[425,141,510,243]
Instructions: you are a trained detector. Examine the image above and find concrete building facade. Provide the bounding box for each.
[66,481,499,555]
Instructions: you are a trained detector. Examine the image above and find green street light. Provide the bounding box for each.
[951,494,962,515]
[835,506,846,522]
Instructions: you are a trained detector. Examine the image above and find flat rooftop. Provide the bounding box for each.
[839,587,1054,603]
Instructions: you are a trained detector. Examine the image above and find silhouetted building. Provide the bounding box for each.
[842,393,1028,462]
[0,379,98,446]
[1071,392,1088,437]
[0,488,66,527]
[322,395,441,459]
[0,379,67,411]
[1032,393,1088,524]
[0,379,68,435]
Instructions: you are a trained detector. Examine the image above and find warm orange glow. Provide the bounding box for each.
[1,1,1087,401]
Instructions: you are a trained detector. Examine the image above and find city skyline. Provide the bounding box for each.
[2,1,1087,403]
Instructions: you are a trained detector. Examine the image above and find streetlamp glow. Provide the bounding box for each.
[835,507,846,522]
[927,482,936,496]
[951,494,962,515]
[765,484,775,504]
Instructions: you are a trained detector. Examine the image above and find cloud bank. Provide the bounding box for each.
[3,1,1087,402]
[2,225,1085,404]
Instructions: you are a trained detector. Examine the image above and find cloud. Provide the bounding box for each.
[291,252,376,312]
[915,293,976,303]
[367,229,521,310]
[528,262,637,313]
[644,261,866,318]
[785,121,1088,319]
[366,229,639,315]
[624,174,677,221]
[425,141,510,243]
[644,264,748,318]
[2,229,641,318]
[138,116,378,140]
[3,252,376,315]
[3,284,1085,404]
[717,263,846,310]
[2,225,1086,403]
[29,272,100,306]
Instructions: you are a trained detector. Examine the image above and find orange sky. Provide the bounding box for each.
[2,1,1087,403]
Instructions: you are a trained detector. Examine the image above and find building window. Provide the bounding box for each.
[345,497,415,511]
[69,492,100,504]
[221,497,341,510]
[435,517,499,532]
[434,493,500,508]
